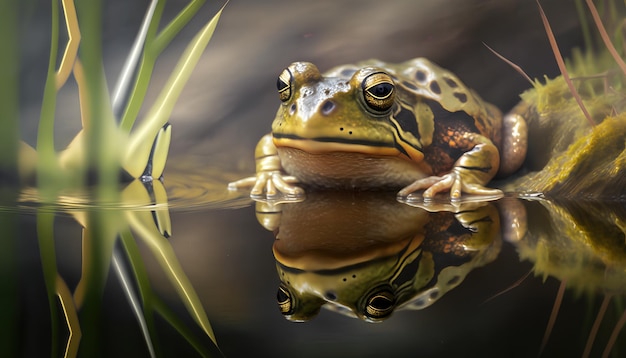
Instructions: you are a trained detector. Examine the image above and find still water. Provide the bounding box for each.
[11,0,624,356]
[2,160,624,357]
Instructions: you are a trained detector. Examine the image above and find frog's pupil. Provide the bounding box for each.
[277,79,287,91]
[372,83,392,97]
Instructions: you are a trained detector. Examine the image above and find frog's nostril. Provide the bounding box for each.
[321,100,335,115]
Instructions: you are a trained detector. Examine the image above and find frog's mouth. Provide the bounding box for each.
[272,132,418,159]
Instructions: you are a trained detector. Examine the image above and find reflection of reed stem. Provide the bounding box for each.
[112,247,156,358]
[37,210,60,355]
[603,307,626,358]
[539,280,566,356]
[56,275,81,358]
[582,294,612,358]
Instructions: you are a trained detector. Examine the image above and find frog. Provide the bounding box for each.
[261,192,502,321]
[228,58,527,200]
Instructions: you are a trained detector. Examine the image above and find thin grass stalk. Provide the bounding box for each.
[585,0,626,76]
[55,0,80,90]
[75,0,119,197]
[119,0,168,132]
[119,0,206,133]
[0,0,19,181]
[37,0,62,191]
[153,0,207,54]
[575,0,594,53]
[536,0,596,127]
[111,0,159,121]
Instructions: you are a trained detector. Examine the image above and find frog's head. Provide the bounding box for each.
[271,62,428,162]
[274,235,430,323]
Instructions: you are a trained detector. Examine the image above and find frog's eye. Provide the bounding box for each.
[277,68,293,102]
[364,290,395,320]
[277,284,294,315]
[362,72,395,113]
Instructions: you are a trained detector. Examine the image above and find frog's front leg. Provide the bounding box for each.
[228,134,304,198]
[399,134,502,200]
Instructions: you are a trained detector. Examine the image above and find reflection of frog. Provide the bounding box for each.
[255,192,502,322]
[230,59,527,200]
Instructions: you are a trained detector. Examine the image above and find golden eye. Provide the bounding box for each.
[277,284,293,315]
[365,290,395,320]
[362,72,395,112]
[277,68,293,102]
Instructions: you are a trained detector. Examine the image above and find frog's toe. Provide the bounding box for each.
[461,183,503,198]
[397,176,445,197]
[270,174,304,196]
[231,171,302,199]
[228,176,259,191]
[399,172,502,201]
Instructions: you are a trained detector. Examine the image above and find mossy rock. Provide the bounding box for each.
[501,58,626,200]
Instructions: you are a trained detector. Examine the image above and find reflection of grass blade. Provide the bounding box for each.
[55,275,82,358]
[120,230,161,355]
[124,4,224,178]
[152,296,219,357]
[125,209,218,345]
[37,209,60,355]
[112,246,156,357]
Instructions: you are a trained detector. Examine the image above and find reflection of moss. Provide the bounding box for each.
[517,199,626,294]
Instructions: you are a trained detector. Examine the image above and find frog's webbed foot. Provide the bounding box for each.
[398,169,502,201]
[228,171,304,199]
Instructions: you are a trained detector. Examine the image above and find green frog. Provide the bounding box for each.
[260,192,502,321]
[229,58,527,200]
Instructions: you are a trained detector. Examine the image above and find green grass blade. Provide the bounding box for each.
[75,0,120,195]
[37,0,62,191]
[119,0,206,134]
[119,0,167,132]
[111,0,159,121]
[124,5,224,177]
[153,0,206,54]
[0,0,19,182]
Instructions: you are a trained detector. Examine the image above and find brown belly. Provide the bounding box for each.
[277,147,430,190]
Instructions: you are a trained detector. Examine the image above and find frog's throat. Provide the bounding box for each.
[272,133,424,162]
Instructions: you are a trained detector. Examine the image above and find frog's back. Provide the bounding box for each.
[325,58,503,149]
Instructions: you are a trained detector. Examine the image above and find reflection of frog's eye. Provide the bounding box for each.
[362,72,395,113]
[364,290,395,320]
[277,284,294,315]
[277,68,293,102]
